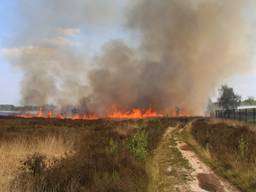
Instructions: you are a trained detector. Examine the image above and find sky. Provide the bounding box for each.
[0,0,256,105]
[0,0,129,105]
[0,1,21,104]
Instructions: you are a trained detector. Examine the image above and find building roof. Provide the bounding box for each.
[238,105,256,110]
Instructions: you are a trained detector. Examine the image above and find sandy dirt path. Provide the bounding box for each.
[177,141,240,192]
[148,126,240,192]
[147,127,190,192]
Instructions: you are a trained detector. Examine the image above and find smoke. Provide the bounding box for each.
[2,0,254,115]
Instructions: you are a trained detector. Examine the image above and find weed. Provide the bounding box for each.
[238,135,248,161]
[21,153,47,176]
[128,130,148,160]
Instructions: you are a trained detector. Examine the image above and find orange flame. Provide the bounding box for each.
[18,112,33,119]
[36,108,44,118]
[107,108,163,119]
[17,108,188,120]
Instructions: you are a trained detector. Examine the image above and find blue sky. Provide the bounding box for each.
[0,0,21,104]
[0,0,256,105]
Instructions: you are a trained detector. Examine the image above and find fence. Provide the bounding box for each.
[214,108,256,124]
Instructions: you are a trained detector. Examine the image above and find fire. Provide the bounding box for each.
[36,108,44,118]
[107,108,163,119]
[17,108,188,120]
[70,114,98,120]
[18,113,33,119]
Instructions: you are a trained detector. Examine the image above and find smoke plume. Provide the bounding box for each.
[2,0,254,115]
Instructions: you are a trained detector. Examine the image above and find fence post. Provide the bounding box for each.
[253,108,256,124]
[245,109,248,122]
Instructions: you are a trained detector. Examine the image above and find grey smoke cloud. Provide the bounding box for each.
[15,0,124,46]
[3,0,254,115]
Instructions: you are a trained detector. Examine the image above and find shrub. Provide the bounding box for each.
[128,130,148,160]
[21,153,47,176]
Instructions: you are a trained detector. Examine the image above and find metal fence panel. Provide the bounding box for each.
[214,108,256,124]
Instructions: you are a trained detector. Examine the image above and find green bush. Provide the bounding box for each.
[128,130,148,160]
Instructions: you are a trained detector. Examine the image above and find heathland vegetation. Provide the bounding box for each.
[1,116,256,191]
[0,117,183,192]
[182,118,256,192]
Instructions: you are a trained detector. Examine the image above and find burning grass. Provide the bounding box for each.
[16,107,190,121]
[183,118,256,192]
[0,116,184,192]
[17,108,165,120]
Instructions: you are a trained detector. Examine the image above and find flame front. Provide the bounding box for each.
[17,108,188,120]
[107,108,163,119]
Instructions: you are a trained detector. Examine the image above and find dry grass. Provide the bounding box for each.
[182,118,256,192]
[208,118,256,132]
[0,136,74,192]
[0,117,190,192]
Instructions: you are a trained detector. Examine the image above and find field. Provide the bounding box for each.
[0,116,192,192]
[1,116,255,192]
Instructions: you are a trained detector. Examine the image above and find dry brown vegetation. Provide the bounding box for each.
[185,118,256,192]
[0,117,189,192]
[0,136,74,191]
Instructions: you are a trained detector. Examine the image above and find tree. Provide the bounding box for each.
[206,99,215,116]
[218,85,241,111]
[242,97,256,106]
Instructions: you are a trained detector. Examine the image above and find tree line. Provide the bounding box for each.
[207,85,256,115]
